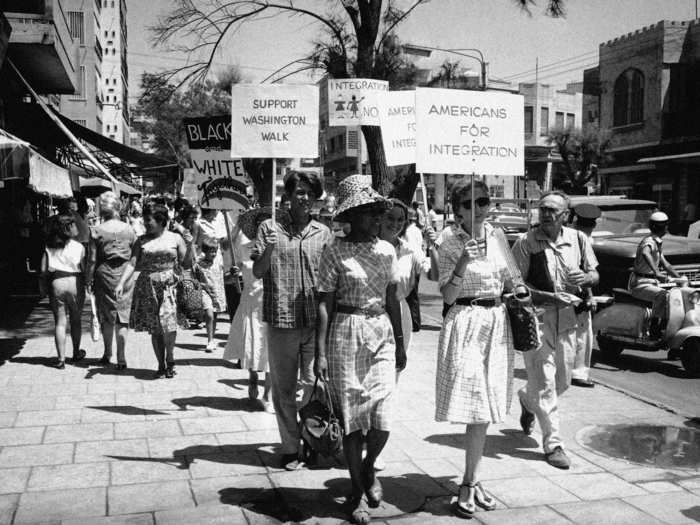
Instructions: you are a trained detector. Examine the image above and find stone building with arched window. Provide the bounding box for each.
[583,20,700,233]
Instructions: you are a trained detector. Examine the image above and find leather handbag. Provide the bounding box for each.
[299,379,344,457]
[176,268,204,318]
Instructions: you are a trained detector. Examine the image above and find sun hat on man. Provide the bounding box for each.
[333,174,389,223]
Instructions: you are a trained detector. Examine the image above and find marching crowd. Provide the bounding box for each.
[39,172,605,524]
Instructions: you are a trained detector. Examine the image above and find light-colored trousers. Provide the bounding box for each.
[572,310,592,380]
[518,306,576,454]
[267,325,316,455]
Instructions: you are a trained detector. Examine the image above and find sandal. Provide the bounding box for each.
[452,484,476,519]
[72,349,86,362]
[350,495,371,525]
[470,481,497,511]
[361,461,383,508]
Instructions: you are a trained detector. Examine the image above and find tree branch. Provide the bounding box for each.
[376,0,427,54]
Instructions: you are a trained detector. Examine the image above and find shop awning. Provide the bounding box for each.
[80,176,141,196]
[638,151,700,164]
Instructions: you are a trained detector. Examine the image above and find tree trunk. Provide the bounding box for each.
[362,125,393,195]
[389,164,418,204]
[243,158,274,206]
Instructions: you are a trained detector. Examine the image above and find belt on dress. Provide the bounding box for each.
[634,271,657,279]
[454,296,502,308]
[336,304,386,317]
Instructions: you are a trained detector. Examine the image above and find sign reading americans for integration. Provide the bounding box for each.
[183,115,249,211]
[376,90,416,166]
[230,84,319,158]
[328,78,389,126]
[415,88,524,176]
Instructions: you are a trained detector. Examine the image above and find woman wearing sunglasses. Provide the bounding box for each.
[435,180,516,519]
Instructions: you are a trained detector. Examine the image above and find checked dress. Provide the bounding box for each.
[435,223,515,424]
[317,238,399,435]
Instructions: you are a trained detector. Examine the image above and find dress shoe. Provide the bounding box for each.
[571,378,595,388]
[545,446,571,469]
[519,399,535,435]
[99,355,111,366]
[282,453,306,471]
[54,361,66,370]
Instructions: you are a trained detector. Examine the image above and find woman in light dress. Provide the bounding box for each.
[224,207,271,409]
[436,180,515,519]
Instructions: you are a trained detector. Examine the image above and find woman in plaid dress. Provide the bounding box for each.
[315,175,404,525]
[436,180,516,519]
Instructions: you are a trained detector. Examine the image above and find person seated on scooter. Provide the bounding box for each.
[629,211,681,338]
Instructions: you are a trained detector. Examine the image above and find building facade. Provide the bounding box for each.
[99,0,128,143]
[585,20,700,228]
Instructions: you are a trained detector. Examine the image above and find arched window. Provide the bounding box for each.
[613,69,644,126]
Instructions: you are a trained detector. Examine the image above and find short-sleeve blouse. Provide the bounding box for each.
[438,223,511,298]
[395,238,429,300]
[317,238,398,309]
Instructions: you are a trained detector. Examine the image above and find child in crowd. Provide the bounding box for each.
[194,238,227,352]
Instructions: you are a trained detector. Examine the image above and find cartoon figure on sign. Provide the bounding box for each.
[347,95,364,118]
[334,96,345,112]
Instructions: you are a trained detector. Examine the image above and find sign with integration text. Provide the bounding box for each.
[377,90,416,166]
[415,88,524,176]
[230,84,319,158]
[328,78,389,126]
[183,115,249,211]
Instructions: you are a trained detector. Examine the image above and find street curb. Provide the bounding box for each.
[591,377,691,419]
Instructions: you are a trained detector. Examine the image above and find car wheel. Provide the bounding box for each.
[680,337,700,377]
[597,335,624,360]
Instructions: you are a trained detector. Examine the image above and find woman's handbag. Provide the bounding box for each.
[299,378,344,457]
[88,292,101,342]
[493,229,541,352]
[176,268,204,318]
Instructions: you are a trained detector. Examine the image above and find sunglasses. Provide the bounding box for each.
[461,197,491,210]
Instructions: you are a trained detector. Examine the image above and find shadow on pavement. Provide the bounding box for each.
[426,428,542,462]
[171,395,264,413]
[84,365,157,380]
[173,358,237,368]
[593,349,689,379]
[86,405,170,416]
[218,378,248,390]
[680,506,700,522]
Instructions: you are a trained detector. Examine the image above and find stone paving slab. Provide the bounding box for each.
[476,505,574,525]
[0,444,74,468]
[62,514,154,525]
[552,499,665,524]
[622,491,700,524]
[107,481,194,516]
[0,494,19,525]
[546,472,648,500]
[110,459,191,485]
[13,487,105,524]
[74,439,149,463]
[42,423,114,444]
[26,462,110,492]
[0,427,44,447]
[0,469,29,495]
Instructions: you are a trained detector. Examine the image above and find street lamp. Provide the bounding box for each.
[401,43,487,90]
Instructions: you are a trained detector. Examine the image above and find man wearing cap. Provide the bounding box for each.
[512,191,599,469]
[570,203,601,388]
[629,211,681,338]
[252,171,333,471]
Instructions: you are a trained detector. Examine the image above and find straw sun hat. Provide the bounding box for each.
[237,206,272,240]
[333,174,389,223]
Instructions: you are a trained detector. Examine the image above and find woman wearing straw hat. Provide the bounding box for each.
[315,174,405,525]
[224,206,273,411]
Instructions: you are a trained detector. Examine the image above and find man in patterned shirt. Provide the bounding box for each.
[512,191,599,470]
[252,171,333,470]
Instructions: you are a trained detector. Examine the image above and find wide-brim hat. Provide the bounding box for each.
[237,206,272,240]
[334,174,388,222]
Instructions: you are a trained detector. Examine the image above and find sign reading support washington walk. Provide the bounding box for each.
[415,88,524,176]
[183,115,249,212]
[328,78,389,126]
[376,90,416,166]
[230,84,319,158]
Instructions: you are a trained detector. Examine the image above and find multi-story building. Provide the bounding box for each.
[584,20,700,226]
[58,0,103,131]
[99,0,128,143]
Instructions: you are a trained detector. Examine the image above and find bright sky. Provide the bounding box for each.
[127,0,697,103]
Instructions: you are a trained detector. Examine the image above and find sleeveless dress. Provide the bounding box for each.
[92,220,136,325]
[129,231,186,334]
[223,232,268,371]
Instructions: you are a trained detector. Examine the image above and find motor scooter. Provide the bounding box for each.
[593,277,700,376]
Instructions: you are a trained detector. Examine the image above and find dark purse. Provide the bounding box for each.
[176,267,204,317]
[299,379,344,457]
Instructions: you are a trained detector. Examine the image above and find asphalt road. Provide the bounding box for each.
[417,279,700,420]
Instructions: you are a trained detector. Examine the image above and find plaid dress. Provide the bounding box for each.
[435,224,515,424]
[317,239,399,434]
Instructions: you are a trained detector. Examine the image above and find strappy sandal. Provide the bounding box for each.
[350,495,371,525]
[452,484,476,519]
[470,481,497,511]
[361,464,383,508]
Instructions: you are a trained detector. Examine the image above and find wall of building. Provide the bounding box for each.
[520,82,583,147]
[99,0,128,143]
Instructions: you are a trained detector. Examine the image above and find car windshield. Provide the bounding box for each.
[595,207,654,236]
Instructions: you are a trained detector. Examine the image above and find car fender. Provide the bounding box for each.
[668,327,700,351]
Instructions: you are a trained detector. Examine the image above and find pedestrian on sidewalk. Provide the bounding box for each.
[512,191,599,469]
[39,214,87,369]
[224,207,272,410]
[193,238,226,353]
[315,175,405,525]
[85,191,137,370]
[571,203,601,388]
[252,171,332,470]
[435,180,513,519]
[116,203,191,379]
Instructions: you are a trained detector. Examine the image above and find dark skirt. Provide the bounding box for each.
[94,260,133,325]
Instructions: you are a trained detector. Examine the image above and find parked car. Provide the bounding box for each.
[567,196,700,294]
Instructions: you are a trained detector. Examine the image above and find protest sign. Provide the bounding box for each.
[183,115,249,211]
[230,84,319,158]
[415,88,524,176]
[328,78,389,126]
[377,90,416,166]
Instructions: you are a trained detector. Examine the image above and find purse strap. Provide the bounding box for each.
[311,377,337,418]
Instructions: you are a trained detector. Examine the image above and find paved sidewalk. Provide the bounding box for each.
[0,298,699,524]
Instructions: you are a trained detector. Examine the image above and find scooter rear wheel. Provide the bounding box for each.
[597,336,624,360]
[680,337,700,377]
